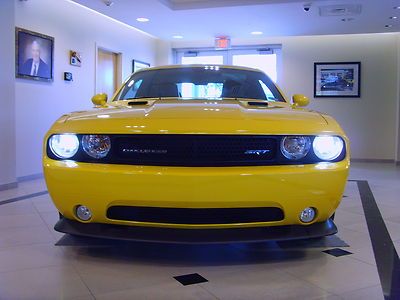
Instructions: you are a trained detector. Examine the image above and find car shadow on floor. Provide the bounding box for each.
[56,234,347,267]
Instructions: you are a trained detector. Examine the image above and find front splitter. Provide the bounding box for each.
[54,217,337,244]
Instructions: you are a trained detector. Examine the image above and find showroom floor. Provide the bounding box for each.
[0,163,399,300]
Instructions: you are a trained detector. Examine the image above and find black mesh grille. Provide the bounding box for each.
[112,135,277,166]
[107,206,284,224]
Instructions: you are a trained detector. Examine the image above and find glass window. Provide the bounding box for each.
[116,66,284,102]
[179,83,223,98]
[258,80,277,101]
[232,54,277,82]
[175,46,280,83]
[182,56,224,65]
[120,79,143,99]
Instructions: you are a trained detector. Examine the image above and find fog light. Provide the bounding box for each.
[299,207,316,223]
[76,205,92,221]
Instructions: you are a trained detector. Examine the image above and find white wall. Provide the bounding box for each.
[155,39,173,66]
[15,0,158,178]
[171,33,400,160]
[0,0,16,187]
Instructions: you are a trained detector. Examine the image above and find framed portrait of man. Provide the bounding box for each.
[15,27,54,82]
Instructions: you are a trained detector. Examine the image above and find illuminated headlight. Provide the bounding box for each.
[82,135,111,159]
[281,136,311,160]
[313,136,344,161]
[49,134,79,159]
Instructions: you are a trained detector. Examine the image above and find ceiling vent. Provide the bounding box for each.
[319,4,362,17]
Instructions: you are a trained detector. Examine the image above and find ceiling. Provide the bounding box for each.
[73,0,400,40]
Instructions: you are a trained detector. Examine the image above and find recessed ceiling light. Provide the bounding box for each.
[394,6,400,9]
[251,31,263,35]
[172,35,183,39]
[389,16,398,19]
[103,0,114,7]
[385,24,393,28]
[136,17,149,22]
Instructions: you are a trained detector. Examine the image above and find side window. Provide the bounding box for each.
[121,79,143,99]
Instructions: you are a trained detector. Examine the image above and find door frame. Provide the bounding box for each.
[95,44,123,98]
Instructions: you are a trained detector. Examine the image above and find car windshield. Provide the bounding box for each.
[115,66,285,102]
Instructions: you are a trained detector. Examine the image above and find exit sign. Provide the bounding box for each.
[215,36,230,50]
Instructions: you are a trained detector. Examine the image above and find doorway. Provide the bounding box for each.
[174,46,281,83]
[96,48,121,100]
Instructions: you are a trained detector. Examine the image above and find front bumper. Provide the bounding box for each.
[55,216,338,244]
[44,158,349,229]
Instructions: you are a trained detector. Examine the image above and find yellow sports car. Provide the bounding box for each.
[43,65,349,243]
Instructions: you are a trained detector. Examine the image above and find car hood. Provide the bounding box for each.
[52,100,341,135]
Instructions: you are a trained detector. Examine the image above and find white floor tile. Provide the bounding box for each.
[272,254,380,295]
[0,225,54,249]
[339,285,384,300]
[200,265,331,300]
[0,213,45,230]
[0,266,92,300]
[0,243,69,273]
[96,281,216,300]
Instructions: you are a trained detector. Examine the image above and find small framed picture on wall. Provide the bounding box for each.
[15,27,54,82]
[314,62,361,98]
[132,60,150,73]
[70,50,82,67]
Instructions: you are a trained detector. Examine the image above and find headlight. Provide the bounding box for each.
[281,136,311,160]
[313,136,344,161]
[49,134,79,159]
[82,135,111,159]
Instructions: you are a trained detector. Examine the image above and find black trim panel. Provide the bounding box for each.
[106,206,284,224]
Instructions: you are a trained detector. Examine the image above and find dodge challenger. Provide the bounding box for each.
[43,65,349,243]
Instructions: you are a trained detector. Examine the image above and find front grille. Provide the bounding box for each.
[107,206,284,224]
[46,134,347,166]
[112,135,277,166]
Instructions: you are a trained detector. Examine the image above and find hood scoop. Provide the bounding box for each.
[128,101,149,106]
[247,101,269,107]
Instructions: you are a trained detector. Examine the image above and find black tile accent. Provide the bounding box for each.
[323,248,353,257]
[0,191,48,206]
[355,180,400,300]
[174,273,208,286]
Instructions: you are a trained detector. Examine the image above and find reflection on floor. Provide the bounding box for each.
[0,162,399,300]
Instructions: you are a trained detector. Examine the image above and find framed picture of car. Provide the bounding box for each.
[15,27,54,82]
[314,62,361,98]
[132,60,150,73]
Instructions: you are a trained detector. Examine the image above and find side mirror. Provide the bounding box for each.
[91,93,108,107]
[292,94,310,107]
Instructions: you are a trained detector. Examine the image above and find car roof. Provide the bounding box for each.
[136,64,263,73]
